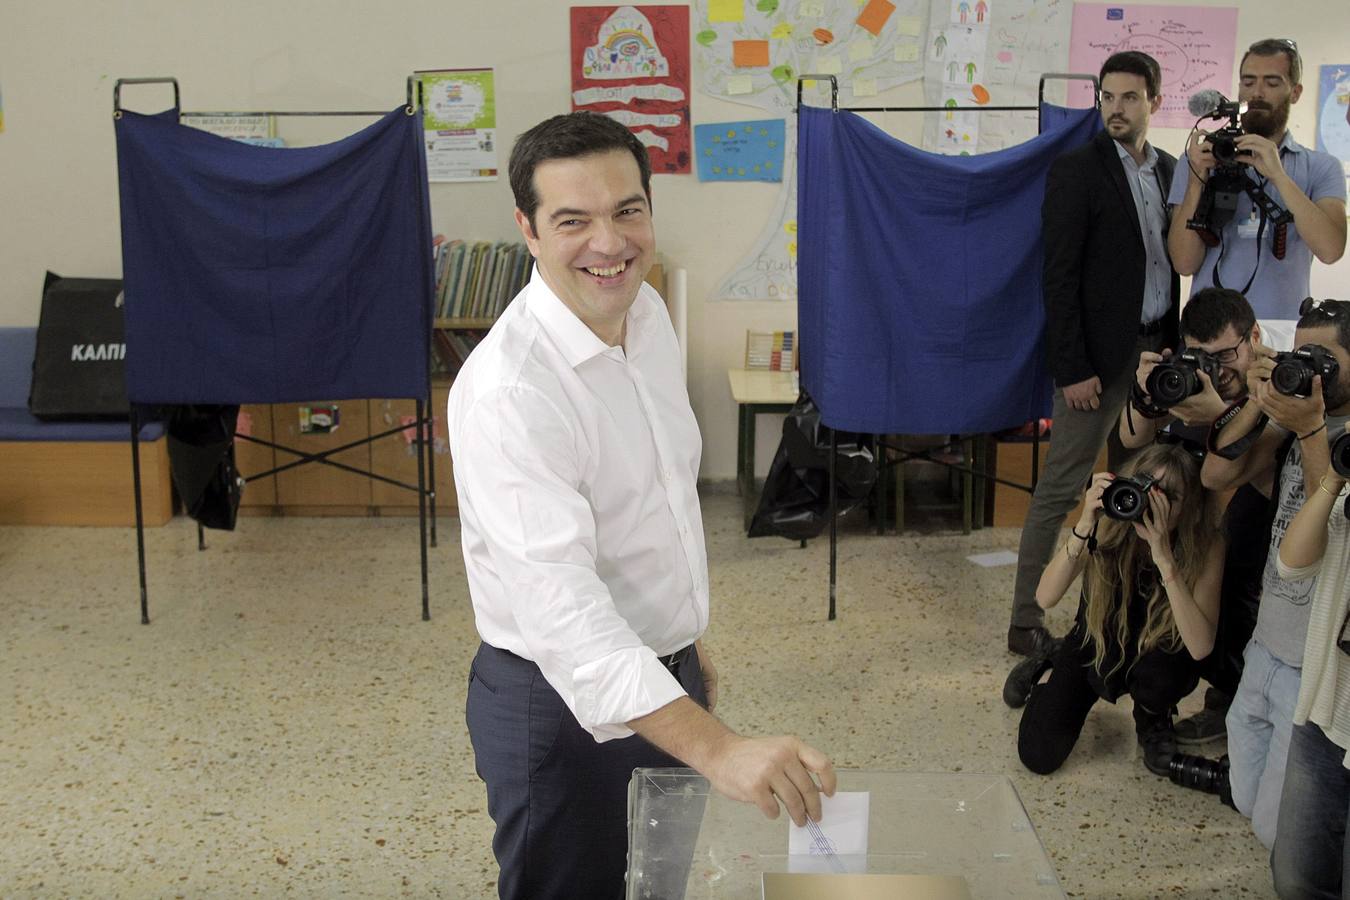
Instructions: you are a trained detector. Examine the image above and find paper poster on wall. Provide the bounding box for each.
[695,119,785,181]
[1068,4,1238,129]
[417,68,498,182]
[182,114,274,140]
[572,6,692,174]
[692,0,927,300]
[922,0,1072,154]
[1317,65,1350,202]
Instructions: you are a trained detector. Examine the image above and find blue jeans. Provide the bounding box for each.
[1225,639,1302,849]
[1271,721,1350,899]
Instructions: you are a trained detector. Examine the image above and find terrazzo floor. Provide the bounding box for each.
[0,491,1274,898]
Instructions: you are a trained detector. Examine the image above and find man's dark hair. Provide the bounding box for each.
[1099,51,1162,100]
[1241,39,1302,87]
[1297,299,1350,353]
[1181,288,1256,343]
[508,111,652,235]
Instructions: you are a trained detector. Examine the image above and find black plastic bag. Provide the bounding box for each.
[166,405,243,531]
[748,391,877,540]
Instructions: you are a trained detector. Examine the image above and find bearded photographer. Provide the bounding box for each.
[1113,288,1272,749]
[1168,39,1346,349]
[1200,298,1350,849]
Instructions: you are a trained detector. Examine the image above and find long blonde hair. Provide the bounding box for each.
[1081,443,1218,680]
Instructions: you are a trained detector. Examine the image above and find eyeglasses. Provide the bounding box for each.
[1300,297,1347,318]
[1204,334,1250,365]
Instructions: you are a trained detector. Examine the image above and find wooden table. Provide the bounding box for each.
[727,368,799,524]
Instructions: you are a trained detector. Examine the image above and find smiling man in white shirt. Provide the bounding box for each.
[448,111,836,900]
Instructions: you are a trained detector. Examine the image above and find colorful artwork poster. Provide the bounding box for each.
[695,118,785,182]
[571,6,692,174]
[418,68,498,182]
[1317,65,1350,201]
[1068,4,1239,129]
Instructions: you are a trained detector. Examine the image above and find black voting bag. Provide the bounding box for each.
[748,391,877,541]
[28,271,130,420]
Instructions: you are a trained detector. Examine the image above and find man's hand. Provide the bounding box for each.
[695,640,718,712]
[1171,370,1228,426]
[1187,131,1216,181]
[704,733,837,827]
[1063,376,1103,412]
[1135,349,1170,394]
[1256,375,1326,437]
[1235,133,1286,181]
[1245,342,1278,407]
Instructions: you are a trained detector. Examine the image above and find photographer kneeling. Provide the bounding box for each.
[1114,288,1272,748]
[1011,443,1224,777]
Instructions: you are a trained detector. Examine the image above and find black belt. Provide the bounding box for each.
[658,644,694,673]
[1139,319,1164,336]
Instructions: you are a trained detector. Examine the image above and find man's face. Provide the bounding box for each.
[1239,52,1302,139]
[1185,323,1258,401]
[1293,324,1350,412]
[514,149,654,339]
[1099,72,1160,145]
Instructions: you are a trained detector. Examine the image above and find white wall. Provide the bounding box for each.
[1,0,1347,480]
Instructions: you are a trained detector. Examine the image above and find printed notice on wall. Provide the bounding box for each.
[417,68,499,182]
[1317,65,1350,202]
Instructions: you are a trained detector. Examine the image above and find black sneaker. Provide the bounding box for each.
[1174,707,1227,746]
[1008,624,1056,657]
[1137,720,1178,777]
[1002,646,1056,708]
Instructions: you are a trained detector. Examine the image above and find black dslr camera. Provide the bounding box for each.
[1169,753,1234,808]
[1271,344,1340,398]
[1332,430,1350,479]
[1145,348,1221,409]
[1186,93,1292,249]
[1102,473,1158,522]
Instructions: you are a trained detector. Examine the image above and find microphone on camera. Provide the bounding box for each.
[1188,89,1246,120]
[1187,90,1225,118]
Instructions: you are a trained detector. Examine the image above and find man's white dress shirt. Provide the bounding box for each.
[447,269,709,742]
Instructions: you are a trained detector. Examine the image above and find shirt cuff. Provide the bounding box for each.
[1275,558,1321,583]
[572,646,688,743]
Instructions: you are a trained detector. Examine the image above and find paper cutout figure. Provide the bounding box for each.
[933,32,947,58]
[957,0,970,23]
[965,60,977,82]
[975,0,988,23]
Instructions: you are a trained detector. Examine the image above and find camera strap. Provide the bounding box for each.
[1126,381,1170,437]
[1211,147,1291,293]
[1207,398,1269,459]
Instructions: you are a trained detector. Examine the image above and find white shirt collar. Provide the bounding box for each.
[1114,139,1158,169]
[523,265,653,368]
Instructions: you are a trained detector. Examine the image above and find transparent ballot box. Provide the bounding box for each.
[626,768,1064,899]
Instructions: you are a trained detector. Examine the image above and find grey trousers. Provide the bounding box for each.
[1009,334,1164,630]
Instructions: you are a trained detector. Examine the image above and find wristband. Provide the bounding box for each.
[1071,526,1092,541]
[1318,475,1342,498]
[1299,422,1327,441]
[1129,380,1170,419]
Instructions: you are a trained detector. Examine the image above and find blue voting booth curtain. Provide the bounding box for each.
[797,103,1099,434]
[114,108,433,404]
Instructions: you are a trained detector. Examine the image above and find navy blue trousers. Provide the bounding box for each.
[466,643,707,900]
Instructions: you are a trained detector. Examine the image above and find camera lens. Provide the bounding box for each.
[1168,753,1231,798]
[1333,432,1350,479]
[1272,359,1310,397]
[1151,368,1187,406]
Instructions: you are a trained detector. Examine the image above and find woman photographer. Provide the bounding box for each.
[1269,426,1350,897]
[1008,442,1225,776]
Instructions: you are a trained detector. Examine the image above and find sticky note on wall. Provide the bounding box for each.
[710,0,744,23]
[856,0,896,36]
[733,40,771,68]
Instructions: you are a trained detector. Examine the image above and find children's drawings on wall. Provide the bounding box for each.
[1317,65,1350,201]
[695,119,786,181]
[572,6,692,173]
[693,0,927,300]
[1068,4,1238,129]
[923,0,1072,154]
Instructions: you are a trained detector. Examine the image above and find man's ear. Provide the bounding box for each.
[1150,93,1163,115]
[1251,322,1262,345]
[514,208,540,255]
[1290,82,1304,105]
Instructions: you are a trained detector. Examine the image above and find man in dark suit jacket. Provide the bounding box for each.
[1006,50,1182,661]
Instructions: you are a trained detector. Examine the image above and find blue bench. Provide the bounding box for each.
[0,327,173,525]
